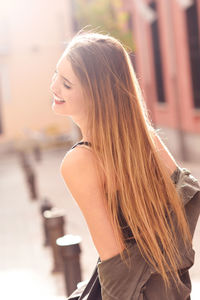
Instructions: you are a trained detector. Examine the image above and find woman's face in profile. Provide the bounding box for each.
[50,53,87,121]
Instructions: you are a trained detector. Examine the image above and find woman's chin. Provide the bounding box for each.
[51,104,68,116]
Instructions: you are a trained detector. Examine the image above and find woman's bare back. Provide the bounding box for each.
[60,135,178,262]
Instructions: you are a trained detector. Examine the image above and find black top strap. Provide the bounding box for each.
[71,141,92,149]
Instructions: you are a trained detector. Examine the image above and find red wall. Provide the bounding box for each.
[124,0,200,133]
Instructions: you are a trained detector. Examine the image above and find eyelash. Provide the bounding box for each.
[63,82,71,89]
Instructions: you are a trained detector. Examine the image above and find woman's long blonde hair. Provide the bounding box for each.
[65,30,192,287]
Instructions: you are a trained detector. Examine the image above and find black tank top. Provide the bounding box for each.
[71,141,136,245]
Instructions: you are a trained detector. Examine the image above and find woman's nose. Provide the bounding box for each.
[50,73,58,95]
[50,81,55,94]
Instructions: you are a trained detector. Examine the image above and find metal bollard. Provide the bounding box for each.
[26,165,38,200]
[18,150,38,200]
[44,208,66,272]
[33,144,41,162]
[56,234,82,297]
[40,198,53,246]
[18,150,30,170]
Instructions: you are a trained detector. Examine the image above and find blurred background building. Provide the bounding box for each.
[0,0,199,161]
[0,0,81,155]
[122,0,200,162]
[0,0,200,298]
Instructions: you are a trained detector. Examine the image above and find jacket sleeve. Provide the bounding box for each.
[156,166,200,269]
[173,167,200,238]
[142,168,200,300]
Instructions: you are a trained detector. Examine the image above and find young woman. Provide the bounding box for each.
[50,31,200,299]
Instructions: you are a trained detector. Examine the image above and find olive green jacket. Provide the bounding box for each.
[97,167,200,300]
[68,166,200,300]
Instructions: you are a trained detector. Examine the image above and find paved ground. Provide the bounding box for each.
[0,152,65,299]
[0,146,199,299]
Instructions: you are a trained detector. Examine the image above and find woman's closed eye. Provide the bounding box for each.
[63,82,71,89]
[54,70,71,89]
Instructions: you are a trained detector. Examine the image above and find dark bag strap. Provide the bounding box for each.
[67,258,101,300]
[79,265,101,300]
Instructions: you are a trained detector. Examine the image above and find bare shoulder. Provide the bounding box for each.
[60,145,104,201]
[60,145,95,174]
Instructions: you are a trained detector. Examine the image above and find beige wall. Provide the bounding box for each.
[0,0,77,147]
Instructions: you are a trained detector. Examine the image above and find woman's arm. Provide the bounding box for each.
[60,147,124,261]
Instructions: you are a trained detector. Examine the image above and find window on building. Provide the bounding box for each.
[185,0,200,108]
[149,1,166,103]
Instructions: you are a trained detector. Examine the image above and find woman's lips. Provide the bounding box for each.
[53,93,66,104]
[54,98,66,104]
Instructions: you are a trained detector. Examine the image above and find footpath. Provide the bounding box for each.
[0,147,199,299]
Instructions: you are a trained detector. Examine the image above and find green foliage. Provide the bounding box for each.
[73,0,135,52]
